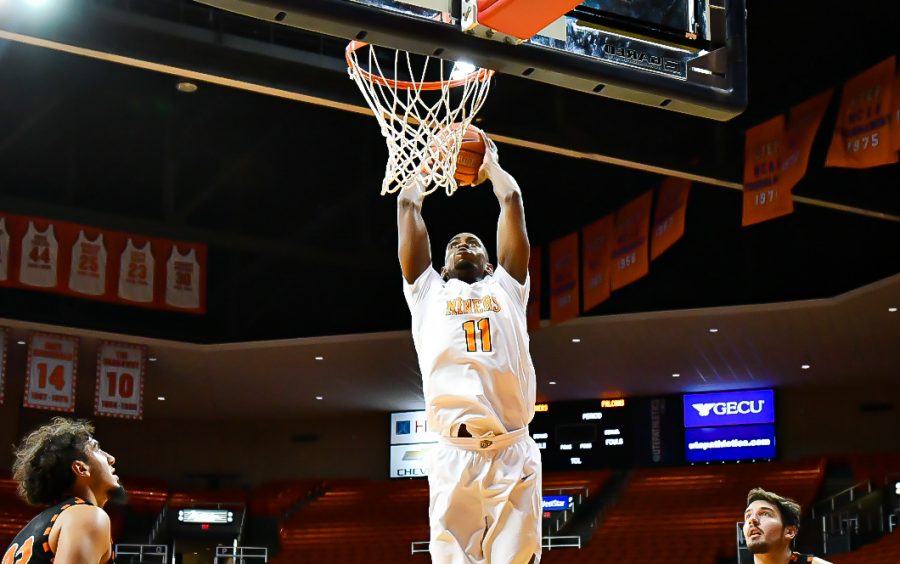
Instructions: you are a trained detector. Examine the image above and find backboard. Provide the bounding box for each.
[194,0,747,120]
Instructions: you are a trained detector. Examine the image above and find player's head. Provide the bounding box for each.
[441,232,493,283]
[743,487,801,556]
[12,417,125,508]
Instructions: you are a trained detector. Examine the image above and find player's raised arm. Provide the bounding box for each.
[397,178,433,283]
[479,135,529,284]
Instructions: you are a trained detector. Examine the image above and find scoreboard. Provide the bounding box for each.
[531,398,633,470]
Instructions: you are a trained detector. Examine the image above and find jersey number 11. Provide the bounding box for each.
[462,318,492,352]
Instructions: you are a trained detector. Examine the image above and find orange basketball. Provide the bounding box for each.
[454,125,487,186]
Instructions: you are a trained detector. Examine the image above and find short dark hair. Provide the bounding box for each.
[12,417,95,505]
[747,487,802,529]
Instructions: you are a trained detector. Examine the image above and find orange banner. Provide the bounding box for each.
[650,178,691,261]
[527,246,541,331]
[826,56,897,168]
[549,233,579,324]
[742,115,791,226]
[581,214,613,311]
[611,192,651,290]
[781,89,834,191]
[892,70,900,153]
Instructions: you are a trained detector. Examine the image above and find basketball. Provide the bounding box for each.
[454,125,487,186]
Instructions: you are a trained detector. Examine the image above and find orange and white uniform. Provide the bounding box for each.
[405,265,541,564]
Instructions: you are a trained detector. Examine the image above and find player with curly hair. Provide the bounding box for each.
[2,417,125,564]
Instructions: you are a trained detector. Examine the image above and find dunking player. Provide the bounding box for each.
[3,418,125,564]
[399,132,541,563]
[743,488,832,564]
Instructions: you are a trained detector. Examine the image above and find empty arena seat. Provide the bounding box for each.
[830,529,900,563]
[249,480,324,517]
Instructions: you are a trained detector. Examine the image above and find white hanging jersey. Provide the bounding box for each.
[0,218,10,281]
[404,266,536,437]
[165,246,200,309]
[118,239,155,303]
[68,231,107,296]
[19,221,58,288]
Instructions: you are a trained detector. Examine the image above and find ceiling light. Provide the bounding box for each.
[315,395,324,400]
[571,338,581,343]
[16,340,26,345]
[801,364,810,370]
[149,357,157,362]
[889,307,898,313]
[176,80,198,93]
[157,396,166,401]
[315,356,324,361]
[672,373,680,378]
[549,381,556,385]
[708,328,719,333]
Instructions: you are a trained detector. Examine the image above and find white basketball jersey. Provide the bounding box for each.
[118,239,155,303]
[19,221,58,288]
[404,265,536,437]
[68,231,107,296]
[165,246,200,309]
[0,218,10,281]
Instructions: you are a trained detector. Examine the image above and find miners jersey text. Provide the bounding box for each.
[68,231,107,295]
[404,266,535,437]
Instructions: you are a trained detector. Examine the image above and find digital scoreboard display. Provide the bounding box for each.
[531,399,632,470]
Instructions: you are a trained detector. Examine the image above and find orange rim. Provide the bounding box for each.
[346,40,494,91]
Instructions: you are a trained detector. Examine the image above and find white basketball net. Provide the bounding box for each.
[346,41,493,197]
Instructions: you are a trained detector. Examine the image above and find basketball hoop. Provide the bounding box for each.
[346,41,494,197]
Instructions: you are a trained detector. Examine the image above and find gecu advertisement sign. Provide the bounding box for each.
[683,389,775,428]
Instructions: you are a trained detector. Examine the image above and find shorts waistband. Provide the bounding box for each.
[438,427,529,451]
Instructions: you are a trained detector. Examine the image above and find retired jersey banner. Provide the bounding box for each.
[581,214,613,311]
[549,233,579,324]
[95,342,146,420]
[611,192,652,290]
[527,246,542,331]
[826,56,897,169]
[25,333,78,412]
[650,178,691,261]
[0,328,6,405]
[781,89,834,192]
[0,212,206,313]
[743,115,790,226]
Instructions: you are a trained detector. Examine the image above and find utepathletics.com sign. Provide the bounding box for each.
[685,424,776,463]
[683,389,774,428]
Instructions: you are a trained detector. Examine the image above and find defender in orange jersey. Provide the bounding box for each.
[3,418,125,564]
[743,487,831,564]
[398,132,541,563]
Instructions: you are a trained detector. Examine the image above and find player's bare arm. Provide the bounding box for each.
[50,505,113,564]
[478,135,529,284]
[397,178,433,283]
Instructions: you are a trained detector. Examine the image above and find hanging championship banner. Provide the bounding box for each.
[742,115,790,226]
[650,178,691,261]
[527,246,542,331]
[826,56,897,169]
[95,341,146,420]
[611,192,652,290]
[0,328,7,405]
[24,333,78,412]
[781,90,834,192]
[582,214,613,311]
[549,233,579,324]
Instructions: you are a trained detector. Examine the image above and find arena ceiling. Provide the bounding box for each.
[0,0,897,348]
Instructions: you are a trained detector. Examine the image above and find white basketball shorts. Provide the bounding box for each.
[427,427,542,564]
